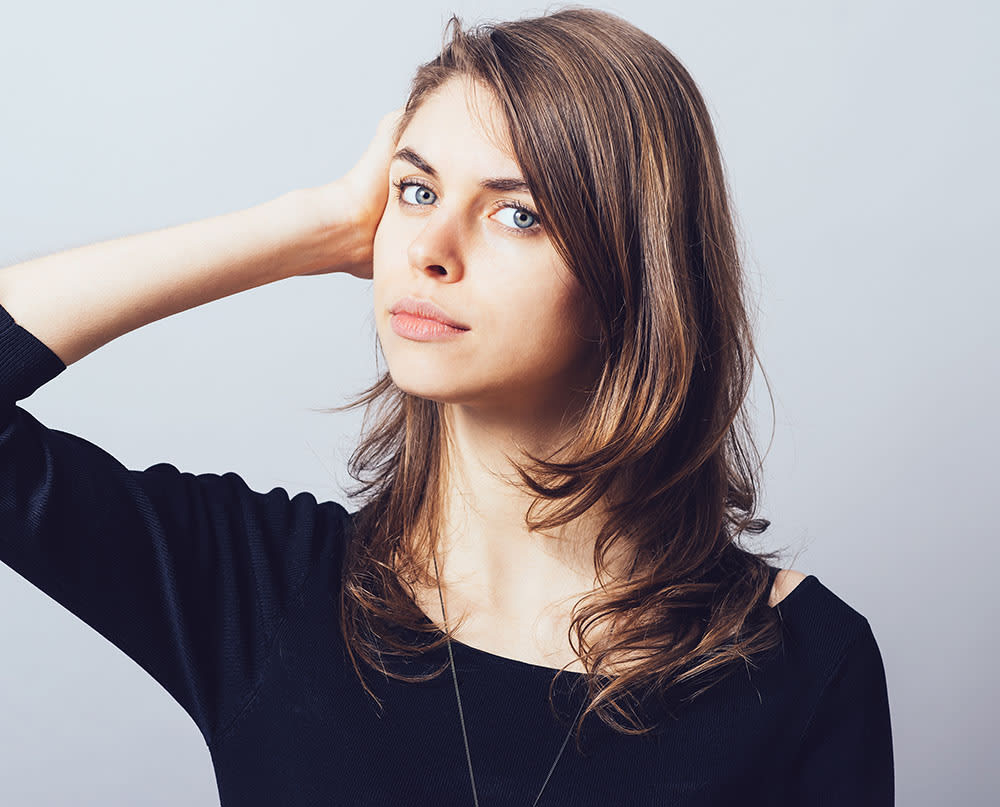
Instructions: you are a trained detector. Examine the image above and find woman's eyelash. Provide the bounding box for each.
[390,178,542,236]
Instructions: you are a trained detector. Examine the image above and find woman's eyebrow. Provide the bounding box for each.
[391,146,532,194]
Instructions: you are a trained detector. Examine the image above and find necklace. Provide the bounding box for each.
[431,547,588,806]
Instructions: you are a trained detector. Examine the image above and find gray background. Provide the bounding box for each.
[1,0,996,803]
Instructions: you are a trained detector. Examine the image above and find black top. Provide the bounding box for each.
[0,301,894,806]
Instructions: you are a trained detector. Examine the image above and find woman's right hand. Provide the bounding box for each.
[302,106,406,280]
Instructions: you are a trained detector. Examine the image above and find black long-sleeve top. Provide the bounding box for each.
[0,300,894,805]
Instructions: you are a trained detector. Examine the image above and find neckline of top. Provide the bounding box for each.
[425,572,820,678]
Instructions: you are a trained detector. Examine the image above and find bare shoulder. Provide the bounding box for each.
[768,568,808,607]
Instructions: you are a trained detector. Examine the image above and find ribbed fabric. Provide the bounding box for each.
[0,300,894,805]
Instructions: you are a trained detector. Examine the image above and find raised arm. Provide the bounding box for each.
[0,187,363,367]
[0,108,404,746]
[0,107,403,367]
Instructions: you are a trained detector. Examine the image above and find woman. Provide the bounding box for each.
[0,7,893,806]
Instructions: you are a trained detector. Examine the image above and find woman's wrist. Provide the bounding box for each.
[272,185,371,278]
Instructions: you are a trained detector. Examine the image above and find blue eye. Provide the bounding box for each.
[390,178,542,237]
[395,180,436,206]
[492,206,538,231]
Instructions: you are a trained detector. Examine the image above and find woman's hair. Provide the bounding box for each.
[323,5,792,749]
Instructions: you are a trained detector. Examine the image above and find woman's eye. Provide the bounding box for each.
[492,205,539,232]
[392,179,541,236]
[398,182,436,206]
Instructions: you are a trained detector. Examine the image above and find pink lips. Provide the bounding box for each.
[389,296,471,342]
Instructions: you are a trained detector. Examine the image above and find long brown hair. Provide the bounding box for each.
[323,5,792,748]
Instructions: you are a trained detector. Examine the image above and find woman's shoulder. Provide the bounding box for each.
[768,568,881,675]
[769,568,809,607]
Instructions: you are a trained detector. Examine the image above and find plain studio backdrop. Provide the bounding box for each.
[0,0,996,804]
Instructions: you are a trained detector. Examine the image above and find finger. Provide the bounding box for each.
[379,106,407,145]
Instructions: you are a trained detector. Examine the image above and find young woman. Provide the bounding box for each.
[0,7,893,806]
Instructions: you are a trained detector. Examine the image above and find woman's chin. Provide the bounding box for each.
[389,374,468,404]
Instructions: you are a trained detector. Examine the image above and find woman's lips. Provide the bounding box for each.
[390,312,471,342]
[389,296,469,329]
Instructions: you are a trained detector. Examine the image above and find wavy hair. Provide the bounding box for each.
[323,5,792,749]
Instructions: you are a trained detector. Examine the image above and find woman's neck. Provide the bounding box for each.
[426,421,632,634]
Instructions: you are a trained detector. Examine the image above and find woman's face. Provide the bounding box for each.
[373,76,599,418]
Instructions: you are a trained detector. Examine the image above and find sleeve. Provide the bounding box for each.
[0,301,349,747]
[785,619,895,805]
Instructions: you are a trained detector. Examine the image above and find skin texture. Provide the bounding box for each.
[371,77,611,665]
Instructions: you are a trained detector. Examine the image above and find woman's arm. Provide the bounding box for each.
[784,620,895,804]
[0,109,401,745]
[0,289,355,747]
[0,105,403,368]
[0,187,365,367]
[0,183,364,744]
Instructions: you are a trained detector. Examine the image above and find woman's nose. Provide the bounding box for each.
[406,210,466,279]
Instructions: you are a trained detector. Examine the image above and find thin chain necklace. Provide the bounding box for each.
[431,548,588,807]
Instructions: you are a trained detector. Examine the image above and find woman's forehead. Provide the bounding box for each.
[402,77,518,168]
